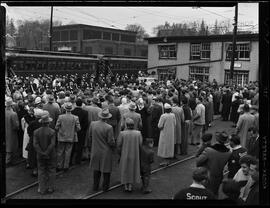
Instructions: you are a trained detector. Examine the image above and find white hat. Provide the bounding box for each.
[164,103,172,109]
[35,97,42,104]
[34,108,45,118]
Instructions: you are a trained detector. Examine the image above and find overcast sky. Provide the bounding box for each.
[2,3,258,36]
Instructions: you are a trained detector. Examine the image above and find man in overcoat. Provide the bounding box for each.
[89,108,115,191]
[71,98,89,164]
[55,102,81,171]
[121,102,142,131]
[33,112,56,194]
[236,104,255,148]
[5,97,19,166]
[196,131,231,196]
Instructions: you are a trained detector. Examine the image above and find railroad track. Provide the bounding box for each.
[5,160,90,199]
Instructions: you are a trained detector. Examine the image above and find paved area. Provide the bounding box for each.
[6,116,236,199]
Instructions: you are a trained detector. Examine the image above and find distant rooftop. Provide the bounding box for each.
[53,24,137,34]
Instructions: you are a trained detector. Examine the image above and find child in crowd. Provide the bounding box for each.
[140,138,154,194]
[195,133,213,157]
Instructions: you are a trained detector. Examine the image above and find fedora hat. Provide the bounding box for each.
[129,102,137,110]
[216,131,228,143]
[64,102,73,111]
[5,97,15,107]
[35,97,42,105]
[48,95,55,102]
[39,111,53,123]
[98,108,112,119]
[34,108,45,118]
[164,103,172,109]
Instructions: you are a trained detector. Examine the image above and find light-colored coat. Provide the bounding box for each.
[122,111,142,131]
[5,108,19,152]
[157,113,176,158]
[236,112,255,148]
[55,113,81,143]
[172,106,185,144]
[89,120,115,173]
[117,130,142,184]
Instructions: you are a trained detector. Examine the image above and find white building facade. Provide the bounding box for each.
[146,34,258,86]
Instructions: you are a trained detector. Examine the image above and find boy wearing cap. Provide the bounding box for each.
[140,138,154,194]
[33,112,56,194]
[195,133,213,157]
[227,134,247,178]
[196,131,231,196]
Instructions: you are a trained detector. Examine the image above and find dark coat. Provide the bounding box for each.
[227,147,247,178]
[136,106,150,139]
[71,107,89,140]
[221,92,232,120]
[107,103,121,139]
[140,145,154,176]
[89,120,115,173]
[196,143,231,195]
[246,136,259,159]
[230,99,241,123]
[245,181,259,205]
[148,103,163,139]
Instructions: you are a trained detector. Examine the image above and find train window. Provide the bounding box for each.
[70,30,78,40]
[112,33,120,41]
[141,50,148,57]
[103,32,111,40]
[61,31,69,41]
[124,48,131,56]
[85,47,92,54]
[72,47,77,52]
[105,47,113,55]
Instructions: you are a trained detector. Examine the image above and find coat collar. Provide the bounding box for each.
[211,143,230,152]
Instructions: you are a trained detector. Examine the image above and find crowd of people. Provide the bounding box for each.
[5,71,259,203]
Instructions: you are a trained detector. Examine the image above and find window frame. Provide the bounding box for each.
[158,44,177,59]
[189,66,210,82]
[225,42,250,61]
[190,42,211,60]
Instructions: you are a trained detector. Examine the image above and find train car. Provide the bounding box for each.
[5,48,147,76]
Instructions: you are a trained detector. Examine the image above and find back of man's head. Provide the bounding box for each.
[192,167,209,183]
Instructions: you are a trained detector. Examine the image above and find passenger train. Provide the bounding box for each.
[5,48,147,76]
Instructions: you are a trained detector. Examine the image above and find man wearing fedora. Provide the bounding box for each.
[43,94,61,129]
[33,111,56,194]
[55,102,81,171]
[5,97,19,166]
[121,102,142,131]
[196,131,231,196]
[89,108,115,192]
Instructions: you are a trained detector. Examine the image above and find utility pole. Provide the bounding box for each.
[229,3,238,86]
[49,6,53,51]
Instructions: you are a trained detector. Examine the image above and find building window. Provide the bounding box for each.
[85,47,92,54]
[61,31,69,41]
[226,43,250,61]
[105,47,113,54]
[124,48,131,56]
[103,32,111,40]
[112,33,120,41]
[72,46,77,52]
[190,43,210,60]
[158,67,176,80]
[53,47,57,51]
[158,45,177,59]
[141,49,147,57]
[121,34,136,42]
[70,30,78,40]
[53,31,60,41]
[224,70,249,86]
[83,30,102,40]
[189,66,209,82]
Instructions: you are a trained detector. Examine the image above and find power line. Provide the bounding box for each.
[199,8,233,21]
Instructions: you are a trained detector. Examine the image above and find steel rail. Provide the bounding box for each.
[81,155,196,199]
[5,161,89,199]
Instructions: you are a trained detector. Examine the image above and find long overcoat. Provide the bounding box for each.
[157,113,176,158]
[236,112,255,148]
[171,106,184,144]
[83,104,102,147]
[89,120,115,173]
[117,129,142,184]
[5,108,19,152]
